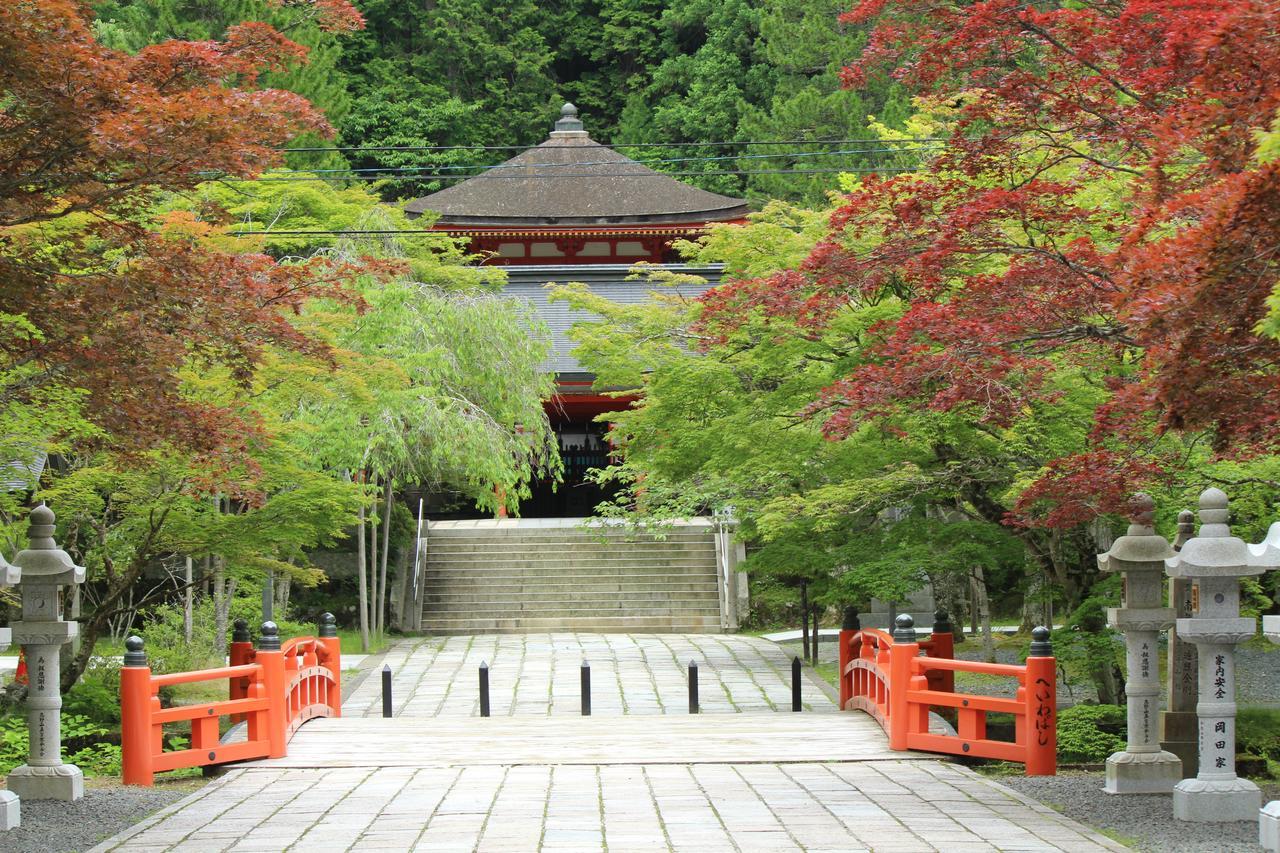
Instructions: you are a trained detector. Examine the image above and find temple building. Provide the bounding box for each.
[405,104,749,517]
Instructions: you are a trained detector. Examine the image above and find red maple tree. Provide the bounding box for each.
[0,0,374,454]
[700,1,1280,526]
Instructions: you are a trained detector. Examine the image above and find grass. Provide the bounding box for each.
[812,660,838,687]
[338,627,392,655]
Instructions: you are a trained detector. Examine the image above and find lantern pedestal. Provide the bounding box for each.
[1097,497,1182,794]
[1167,491,1271,822]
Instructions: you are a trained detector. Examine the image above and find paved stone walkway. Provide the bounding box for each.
[345,633,830,717]
[92,635,1127,852]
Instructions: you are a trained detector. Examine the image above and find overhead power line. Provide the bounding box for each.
[253,145,941,178]
[279,137,948,154]
[234,166,921,183]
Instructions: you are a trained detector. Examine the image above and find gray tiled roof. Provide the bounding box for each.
[502,264,724,374]
[1,449,45,492]
[404,108,748,226]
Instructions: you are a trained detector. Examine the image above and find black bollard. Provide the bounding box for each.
[791,656,802,712]
[479,661,491,718]
[688,659,699,714]
[382,664,393,718]
[580,659,591,716]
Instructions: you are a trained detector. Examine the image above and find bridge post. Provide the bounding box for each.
[1025,627,1057,776]
[229,619,253,724]
[930,610,955,694]
[317,612,342,717]
[257,622,287,759]
[791,656,802,711]
[120,636,154,787]
[688,660,699,714]
[888,614,918,750]
[838,607,860,709]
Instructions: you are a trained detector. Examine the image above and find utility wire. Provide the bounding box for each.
[232,166,921,183]
[279,137,948,154]
[253,145,941,177]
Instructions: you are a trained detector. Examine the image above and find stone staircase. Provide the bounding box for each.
[419,518,723,633]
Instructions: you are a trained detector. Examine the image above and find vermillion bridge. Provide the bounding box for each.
[100,622,1122,852]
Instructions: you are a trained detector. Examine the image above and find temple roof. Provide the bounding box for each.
[403,104,750,227]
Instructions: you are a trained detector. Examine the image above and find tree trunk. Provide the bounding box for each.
[369,479,380,637]
[393,547,409,630]
[800,582,810,662]
[971,565,996,663]
[356,497,370,653]
[811,606,820,665]
[378,478,393,638]
[212,556,235,652]
[183,556,193,643]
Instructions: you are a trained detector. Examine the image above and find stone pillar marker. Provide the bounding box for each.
[1161,509,1199,776]
[1097,493,1182,793]
[1166,488,1273,822]
[7,505,86,802]
[1260,615,1280,851]
[0,550,21,828]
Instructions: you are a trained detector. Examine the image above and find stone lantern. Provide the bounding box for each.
[1166,488,1274,822]
[0,551,20,828]
[1261,615,1280,852]
[7,505,86,802]
[1097,494,1181,793]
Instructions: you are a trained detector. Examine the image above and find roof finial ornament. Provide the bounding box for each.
[553,101,585,135]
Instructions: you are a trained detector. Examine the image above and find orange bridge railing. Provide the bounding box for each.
[838,611,1056,775]
[120,614,341,786]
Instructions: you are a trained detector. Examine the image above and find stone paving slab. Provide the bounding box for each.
[344,634,835,717]
[243,713,905,768]
[91,761,1126,852]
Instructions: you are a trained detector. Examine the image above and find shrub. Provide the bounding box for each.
[0,712,120,776]
[1056,703,1126,763]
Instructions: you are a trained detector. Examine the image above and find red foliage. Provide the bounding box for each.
[700,0,1280,525]
[0,0,377,455]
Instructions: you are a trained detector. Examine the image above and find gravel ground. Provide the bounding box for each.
[1,776,205,853]
[998,770,1278,852]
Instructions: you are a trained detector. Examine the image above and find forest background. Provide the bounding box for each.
[2,0,1280,776]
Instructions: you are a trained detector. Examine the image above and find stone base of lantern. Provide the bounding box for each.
[1260,801,1280,852]
[0,791,18,830]
[1259,799,1280,845]
[6,763,83,802]
[1104,749,1182,794]
[1173,777,1262,822]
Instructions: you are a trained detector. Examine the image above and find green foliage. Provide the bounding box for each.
[1055,704,1126,764]
[89,0,922,203]
[0,713,121,776]
[1238,708,1280,778]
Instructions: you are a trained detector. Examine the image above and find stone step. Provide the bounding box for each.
[422,584,719,600]
[419,614,724,633]
[423,592,720,608]
[422,571,716,584]
[424,544,716,557]
[424,537,715,549]
[422,558,716,571]
[425,526,713,537]
[422,599,720,614]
